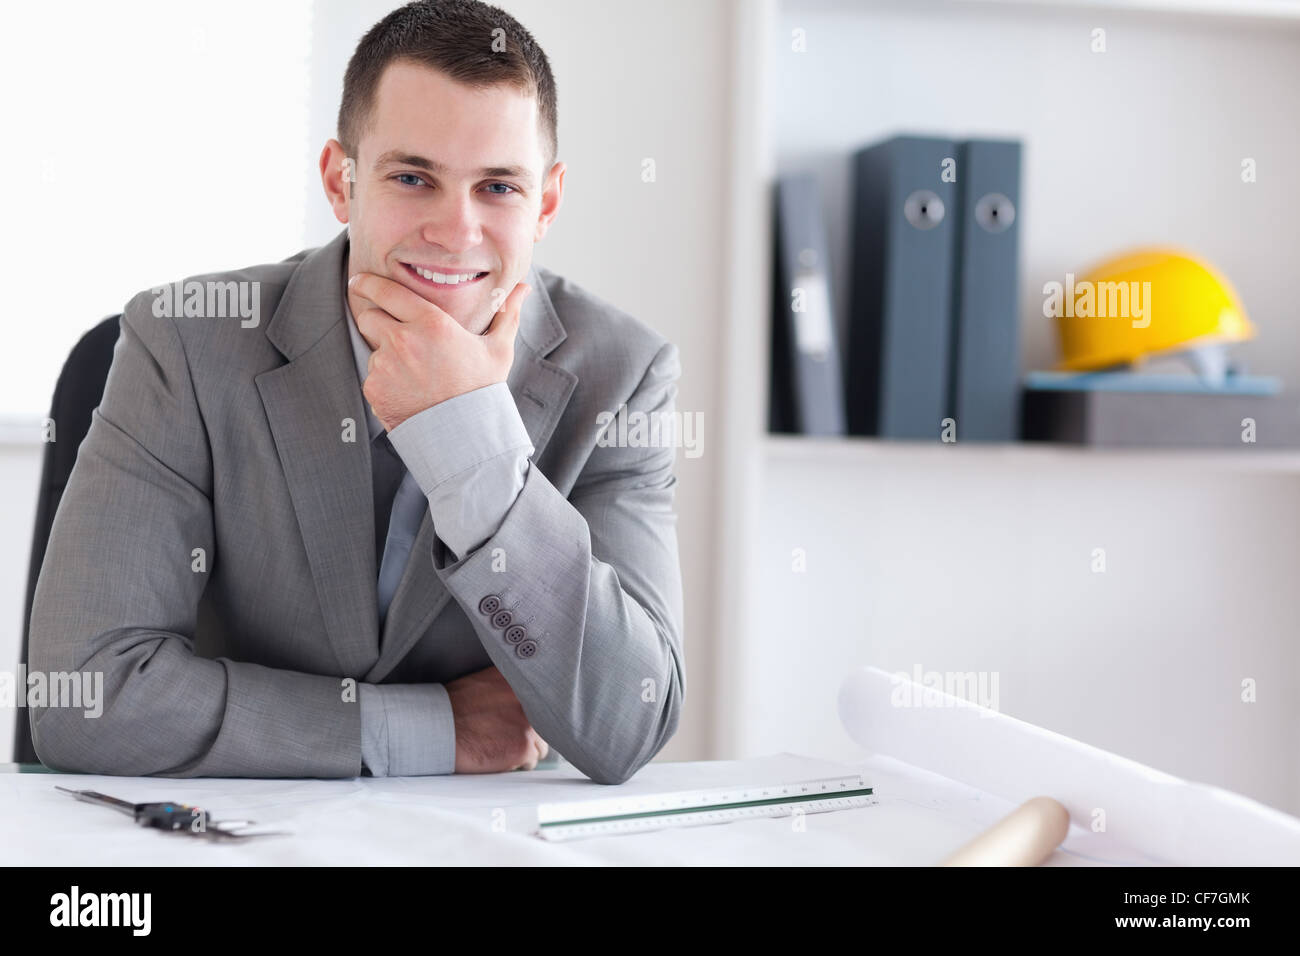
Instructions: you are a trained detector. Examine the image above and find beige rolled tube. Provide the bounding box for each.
[940,796,1071,867]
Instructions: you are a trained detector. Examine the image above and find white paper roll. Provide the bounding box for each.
[838,665,1300,866]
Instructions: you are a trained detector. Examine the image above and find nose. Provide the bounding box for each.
[420,187,484,254]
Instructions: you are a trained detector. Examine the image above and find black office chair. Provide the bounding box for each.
[13,314,123,765]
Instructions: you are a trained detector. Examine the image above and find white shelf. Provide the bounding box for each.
[955,0,1300,22]
[763,432,1300,473]
[801,0,1300,25]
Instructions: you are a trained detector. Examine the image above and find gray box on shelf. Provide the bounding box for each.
[1022,388,1300,448]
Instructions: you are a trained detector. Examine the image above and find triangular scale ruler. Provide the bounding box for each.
[535,773,876,841]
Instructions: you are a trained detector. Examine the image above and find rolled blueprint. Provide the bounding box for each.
[940,796,1070,866]
[838,666,1300,866]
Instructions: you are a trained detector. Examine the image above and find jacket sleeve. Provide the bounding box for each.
[416,341,687,785]
[27,291,362,778]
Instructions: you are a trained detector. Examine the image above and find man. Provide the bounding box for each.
[28,0,685,785]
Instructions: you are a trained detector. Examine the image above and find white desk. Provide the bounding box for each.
[1,753,1147,866]
[9,665,1296,865]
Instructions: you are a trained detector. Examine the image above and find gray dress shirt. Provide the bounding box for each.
[345,288,534,776]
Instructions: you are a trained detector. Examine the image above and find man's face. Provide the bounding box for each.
[325,59,562,334]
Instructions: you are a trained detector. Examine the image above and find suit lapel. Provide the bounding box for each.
[254,228,577,682]
[256,231,378,675]
[368,261,578,683]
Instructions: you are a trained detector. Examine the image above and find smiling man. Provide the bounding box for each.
[27,0,686,785]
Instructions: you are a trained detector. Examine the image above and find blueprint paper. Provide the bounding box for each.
[838,665,1300,865]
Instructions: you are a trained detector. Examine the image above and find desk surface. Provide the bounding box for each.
[1,753,1148,865]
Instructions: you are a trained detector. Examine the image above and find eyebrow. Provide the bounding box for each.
[374,150,535,188]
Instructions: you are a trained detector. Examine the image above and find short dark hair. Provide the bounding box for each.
[338,0,557,173]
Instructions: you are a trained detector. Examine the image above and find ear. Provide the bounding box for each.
[534,160,566,243]
[320,139,354,225]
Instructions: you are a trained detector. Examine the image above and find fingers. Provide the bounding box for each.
[484,282,531,340]
[512,754,539,772]
[519,734,542,771]
[512,729,548,772]
[528,728,547,764]
[349,271,450,326]
[353,305,399,351]
[529,730,548,767]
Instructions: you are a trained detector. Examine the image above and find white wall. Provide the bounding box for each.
[751,442,1300,815]
[0,0,313,423]
[0,443,41,760]
[0,0,315,760]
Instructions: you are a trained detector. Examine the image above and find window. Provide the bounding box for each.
[0,0,313,420]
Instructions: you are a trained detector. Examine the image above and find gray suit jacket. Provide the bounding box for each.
[28,228,686,784]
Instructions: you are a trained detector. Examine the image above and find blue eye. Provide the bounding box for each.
[391,174,518,195]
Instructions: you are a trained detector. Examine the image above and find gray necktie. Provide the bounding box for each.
[371,432,404,568]
[370,431,429,630]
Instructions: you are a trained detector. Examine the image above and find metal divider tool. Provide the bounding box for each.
[55,786,290,840]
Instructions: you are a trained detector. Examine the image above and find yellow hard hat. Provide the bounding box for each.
[1052,248,1254,371]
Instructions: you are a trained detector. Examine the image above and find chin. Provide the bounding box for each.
[434,309,475,333]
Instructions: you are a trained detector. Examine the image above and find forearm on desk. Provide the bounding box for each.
[382,349,686,786]
[414,343,687,786]
[359,682,457,776]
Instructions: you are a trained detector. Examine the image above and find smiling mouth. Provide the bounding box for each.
[401,262,489,288]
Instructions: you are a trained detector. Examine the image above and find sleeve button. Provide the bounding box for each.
[479,595,502,616]
[504,625,527,645]
[491,609,514,629]
[515,639,538,659]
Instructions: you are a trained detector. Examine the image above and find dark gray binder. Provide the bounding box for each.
[950,139,1022,441]
[848,135,959,438]
[770,172,847,435]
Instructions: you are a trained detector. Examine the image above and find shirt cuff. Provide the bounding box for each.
[359,682,457,776]
[387,382,534,560]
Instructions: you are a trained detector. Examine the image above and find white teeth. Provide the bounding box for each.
[412,266,482,284]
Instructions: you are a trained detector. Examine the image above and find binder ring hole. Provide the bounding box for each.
[975,192,1015,233]
[903,190,945,230]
